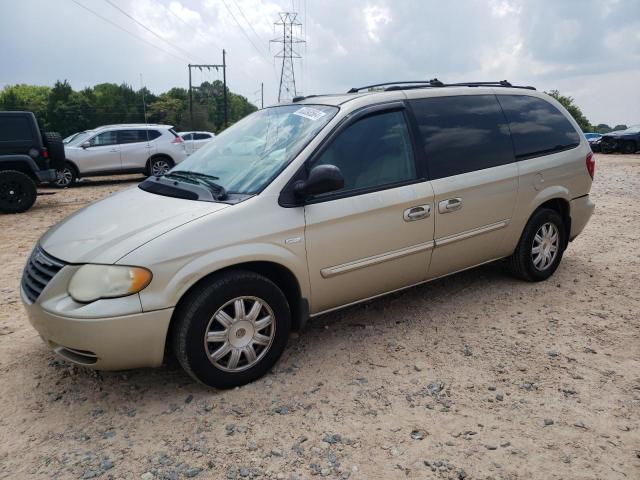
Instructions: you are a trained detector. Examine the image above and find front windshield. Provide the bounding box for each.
[172,104,338,195]
[67,131,92,145]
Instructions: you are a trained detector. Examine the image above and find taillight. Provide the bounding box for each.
[171,136,183,144]
[42,148,49,159]
[586,152,595,179]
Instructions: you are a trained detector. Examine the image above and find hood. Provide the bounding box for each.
[41,186,229,263]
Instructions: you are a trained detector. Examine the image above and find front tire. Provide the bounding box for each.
[172,271,291,389]
[0,170,37,214]
[508,208,565,282]
[622,141,637,154]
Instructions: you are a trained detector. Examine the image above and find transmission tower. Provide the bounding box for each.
[271,12,305,102]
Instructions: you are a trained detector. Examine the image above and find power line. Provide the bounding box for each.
[220,0,271,64]
[102,0,204,63]
[231,0,268,53]
[69,0,189,63]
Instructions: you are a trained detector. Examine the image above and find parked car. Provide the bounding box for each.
[21,81,595,388]
[54,124,188,187]
[0,111,64,213]
[179,131,215,154]
[600,125,640,154]
[583,132,602,152]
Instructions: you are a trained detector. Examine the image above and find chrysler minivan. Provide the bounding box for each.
[21,81,595,388]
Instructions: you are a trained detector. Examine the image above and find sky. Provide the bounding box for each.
[1,0,639,126]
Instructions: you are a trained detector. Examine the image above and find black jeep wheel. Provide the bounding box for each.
[42,132,65,169]
[0,170,37,214]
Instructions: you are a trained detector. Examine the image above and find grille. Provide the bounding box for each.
[21,246,66,303]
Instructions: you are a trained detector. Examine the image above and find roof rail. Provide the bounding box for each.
[347,79,536,93]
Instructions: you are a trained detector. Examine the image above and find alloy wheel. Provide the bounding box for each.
[151,160,171,176]
[204,296,276,372]
[56,168,73,187]
[531,222,559,271]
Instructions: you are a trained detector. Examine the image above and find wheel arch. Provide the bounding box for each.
[529,196,571,249]
[64,159,80,177]
[165,260,307,357]
[0,156,39,181]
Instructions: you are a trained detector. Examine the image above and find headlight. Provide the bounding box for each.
[68,265,152,303]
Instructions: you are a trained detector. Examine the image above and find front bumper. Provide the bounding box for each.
[21,286,173,370]
[569,194,595,241]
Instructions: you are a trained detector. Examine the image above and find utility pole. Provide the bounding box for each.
[188,50,227,130]
[271,12,305,102]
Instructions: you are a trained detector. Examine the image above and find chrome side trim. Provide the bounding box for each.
[311,255,506,318]
[435,219,510,247]
[320,241,435,279]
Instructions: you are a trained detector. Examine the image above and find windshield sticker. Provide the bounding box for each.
[293,107,327,121]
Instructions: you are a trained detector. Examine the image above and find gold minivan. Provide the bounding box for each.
[21,81,595,388]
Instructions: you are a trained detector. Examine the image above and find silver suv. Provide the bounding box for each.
[21,81,595,388]
[55,124,187,187]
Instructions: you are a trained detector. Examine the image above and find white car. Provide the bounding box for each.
[55,124,188,187]
[179,131,215,154]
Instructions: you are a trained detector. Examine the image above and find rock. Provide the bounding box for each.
[185,468,201,478]
[271,448,283,457]
[547,351,559,357]
[323,433,342,444]
[185,394,194,404]
[463,345,472,357]
[574,421,587,429]
[141,473,154,480]
[485,444,498,450]
[458,469,467,479]
[496,393,504,401]
[274,406,289,414]
[83,469,100,479]
[410,429,427,440]
[488,385,496,391]
[100,459,114,470]
[544,419,554,426]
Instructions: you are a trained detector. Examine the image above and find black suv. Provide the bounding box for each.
[0,111,65,213]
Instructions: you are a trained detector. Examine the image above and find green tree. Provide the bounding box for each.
[613,124,628,131]
[546,90,592,132]
[595,123,612,134]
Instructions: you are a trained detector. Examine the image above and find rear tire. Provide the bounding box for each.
[622,141,637,154]
[172,271,291,389]
[508,208,565,282]
[0,170,37,214]
[148,156,173,176]
[42,132,65,169]
[52,162,77,188]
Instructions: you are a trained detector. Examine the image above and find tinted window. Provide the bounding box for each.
[411,95,514,179]
[497,95,581,160]
[117,129,161,144]
[313,111,416,195]
[194,133,212,140]
[89,131,118,146]
[0,116,33,142]
[180,133,193,140]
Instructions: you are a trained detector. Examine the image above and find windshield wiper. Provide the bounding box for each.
[165,171,227,200]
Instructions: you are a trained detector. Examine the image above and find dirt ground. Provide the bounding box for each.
[0,155,638,480]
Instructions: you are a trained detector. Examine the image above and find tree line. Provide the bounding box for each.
[0,80,257,137]
[545,90,628,133]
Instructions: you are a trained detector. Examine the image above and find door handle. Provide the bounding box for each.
[109,148,118,152]
[403,204,431,222]
[438,198,463,214]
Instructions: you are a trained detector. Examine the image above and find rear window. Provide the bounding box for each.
[497,95,581,160]
[0,116,33,142]
[410,95,515,179]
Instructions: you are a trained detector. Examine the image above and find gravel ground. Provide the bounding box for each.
[0,155,639,480]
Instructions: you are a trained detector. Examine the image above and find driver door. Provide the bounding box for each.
[302,105,435,314]
[76,130,121,174]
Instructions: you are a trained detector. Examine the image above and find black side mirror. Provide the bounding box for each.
[294,164,344,197]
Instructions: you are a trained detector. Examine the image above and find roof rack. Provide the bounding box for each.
[347,79,536,93]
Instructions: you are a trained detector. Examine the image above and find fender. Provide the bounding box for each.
[135,241,309,313]
[0,154,41,173]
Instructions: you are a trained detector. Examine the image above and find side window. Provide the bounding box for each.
[147,130,161,140]
[313,110,417,195]
[0,116,33,142]
[118,130,142,144]
[181,133,193,141]
[497,95,581,160]
[411,95,514,180]
[194,133,211,140]
[89,131,118,147]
